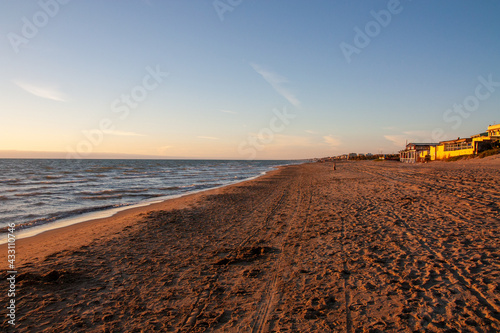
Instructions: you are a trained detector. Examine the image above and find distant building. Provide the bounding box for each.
[400,123,500,162]
[430,124,499,160]
[488,123,500,138]
[400,143,437,163]
[430,137,473,160]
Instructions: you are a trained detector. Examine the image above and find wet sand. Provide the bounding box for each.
[1,157,500,332]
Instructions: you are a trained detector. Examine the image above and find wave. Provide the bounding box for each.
[44,175,63,180]
[84,167,115,173]
[39,180,87,185]
[0,178,21,184]
[11,179,87,186]
[113,175,150,180]
[193,179,215,183]
[79,188,148,196]
[157,186,182,191]
[14,192,50,197]
[14,204,128,231]
[177,183,223,191]
[81,193,163,201]
[81,195,124,200]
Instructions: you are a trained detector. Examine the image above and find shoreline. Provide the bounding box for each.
[0,165,285,268]
[0,165,285,246]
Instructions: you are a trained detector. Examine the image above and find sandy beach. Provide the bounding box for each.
[2,157,500,332]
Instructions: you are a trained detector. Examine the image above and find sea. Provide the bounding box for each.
[0,159,300,241]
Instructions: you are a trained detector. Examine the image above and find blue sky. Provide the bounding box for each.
[1,0,499,159]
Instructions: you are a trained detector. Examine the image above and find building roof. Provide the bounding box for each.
[408,143,438,146]
[488,123,500,131]
[439,137,472,144]
[405,143,438,149]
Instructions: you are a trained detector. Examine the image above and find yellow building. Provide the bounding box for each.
[429,123,500,160]
[488,123,500,138]
[402,123,500,162]
[430,138,474,160]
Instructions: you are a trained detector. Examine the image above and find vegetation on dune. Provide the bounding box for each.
[477,148,500,158]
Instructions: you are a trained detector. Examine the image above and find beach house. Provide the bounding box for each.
[487,123,500,138]
[400,123,500,162]
[430,124,499,160]
[429,137,473,160]
[399,143,437,163]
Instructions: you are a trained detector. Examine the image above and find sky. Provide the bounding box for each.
[0,0,499,160]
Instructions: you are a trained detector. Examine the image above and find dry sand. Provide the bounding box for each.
[1,157,500,332]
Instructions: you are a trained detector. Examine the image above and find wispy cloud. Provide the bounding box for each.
[102,130,146,137]
[250,63,301,108]
[14,80,67,102]
[323,135,341,147]
[384,130,435,148]
[197,136,219,140]
[305,130,318,134]
[220,109,237,114]
[403,130,433,138]
[384,135,406,147]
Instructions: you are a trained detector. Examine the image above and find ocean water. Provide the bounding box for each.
[0,159,299,233]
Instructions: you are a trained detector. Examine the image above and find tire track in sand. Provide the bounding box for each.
[178,179,292,332]
[251,176,314,333]
[339,214,353,333]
